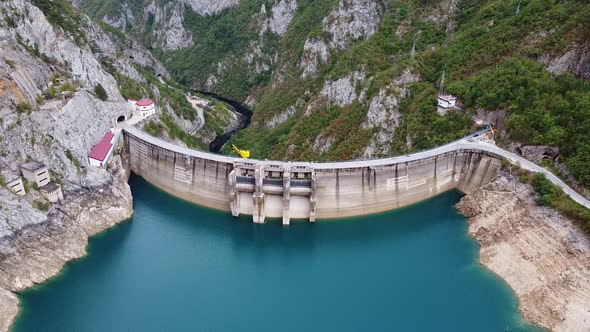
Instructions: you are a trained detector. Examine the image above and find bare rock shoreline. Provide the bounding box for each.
[457,174,590,331]
[0,158,133,332]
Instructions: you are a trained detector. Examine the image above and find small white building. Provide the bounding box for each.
[132,98,156,118]
[188,95,211,108]
[5,175,25,196]
[88,131,119,168]
[39,182,64,203]
[20,162,50,187]
[437,94,458,109]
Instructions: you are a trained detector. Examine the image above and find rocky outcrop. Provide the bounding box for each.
[101,2,135,33]
[158,2,194,51]
[181,0,239,16]
[2,0,122,101]
[244,41,272,75]
[456,174,590,332]
[540,41,590,82]
[323,0,381,50]
[0,2,165,329]
[300,38,330,79]
[259,0,298,36]
[362,70,419,158]
[142,1,194,51]
[513,145,560,164]
[313,133,334,155]
[266,97,306,129]
[321,70,367,107]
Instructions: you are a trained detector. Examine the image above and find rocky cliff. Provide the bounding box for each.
[0,0,166,330]
[457,174,590,331]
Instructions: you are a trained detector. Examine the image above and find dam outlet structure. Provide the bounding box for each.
[121,125,503,225]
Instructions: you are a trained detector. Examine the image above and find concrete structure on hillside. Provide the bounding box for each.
[122,125,504,225]
[20,162,50,187]
[437,94,457,109]
[89,131,120,168]
[4,173,25,196]
[39,182,64,203]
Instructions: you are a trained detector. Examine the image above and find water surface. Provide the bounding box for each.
[14,176,543,332]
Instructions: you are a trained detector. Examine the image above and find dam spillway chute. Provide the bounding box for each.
[232,144,250,158]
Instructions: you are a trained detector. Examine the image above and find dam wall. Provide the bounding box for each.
[122,125,503,224]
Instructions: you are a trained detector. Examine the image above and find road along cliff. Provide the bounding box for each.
[457,174,590,332]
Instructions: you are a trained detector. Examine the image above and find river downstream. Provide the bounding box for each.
[196,91,253,153]
[13,176,543,332]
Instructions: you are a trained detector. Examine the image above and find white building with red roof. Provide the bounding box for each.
[88,131,119,168]
[129,98,156,118]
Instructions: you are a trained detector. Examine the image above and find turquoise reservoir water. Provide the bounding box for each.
[13,176,543,332]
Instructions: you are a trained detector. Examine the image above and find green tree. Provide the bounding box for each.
[94,83,108,101]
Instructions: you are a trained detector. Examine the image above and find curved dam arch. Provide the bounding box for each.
[120,124,590,225]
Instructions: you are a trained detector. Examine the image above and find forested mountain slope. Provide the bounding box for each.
[80,0,590,188]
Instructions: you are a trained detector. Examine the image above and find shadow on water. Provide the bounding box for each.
[129,174,463,259]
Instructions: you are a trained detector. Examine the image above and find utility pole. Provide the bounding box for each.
[439,71,446,96]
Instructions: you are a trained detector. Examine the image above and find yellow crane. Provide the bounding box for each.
[232,144,250,158]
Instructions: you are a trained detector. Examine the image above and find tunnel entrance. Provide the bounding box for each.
[117,115,126,123]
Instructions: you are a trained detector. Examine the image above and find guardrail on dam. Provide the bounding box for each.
[121,125,506,225]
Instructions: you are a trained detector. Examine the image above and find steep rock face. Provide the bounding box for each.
[259,0,298,36]
[0,1,164,329]
[0,157,133,331]
[101,2,135,32]
[160,3,195,51]
[362,70,419,158]
[0,90,132,234]
[323,0,382,50]
[99,0,240,51]
[0,157,132,292]
[300,38,330,79]
[2,0,122,101]
[181,0,240,16]
[145,1,194,51]
[320,70,367,107]
[540,41,590,81]
[456,174,590,332]
[244,41,273,75]
[266,97,306,129]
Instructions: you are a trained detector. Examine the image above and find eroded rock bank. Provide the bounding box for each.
[457,174,590,331]
[0,157,133,332]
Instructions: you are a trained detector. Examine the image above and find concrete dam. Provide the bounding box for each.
[121,125,506,225]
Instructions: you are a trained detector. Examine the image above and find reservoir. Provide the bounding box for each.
[13,176,543,332]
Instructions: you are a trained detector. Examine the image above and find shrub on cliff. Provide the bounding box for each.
[530,173,590,234]
[531,174,560,206]
[94,83,108,101]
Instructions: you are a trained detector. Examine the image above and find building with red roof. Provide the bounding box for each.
[88,131,119,168]
[133,98,156,118]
